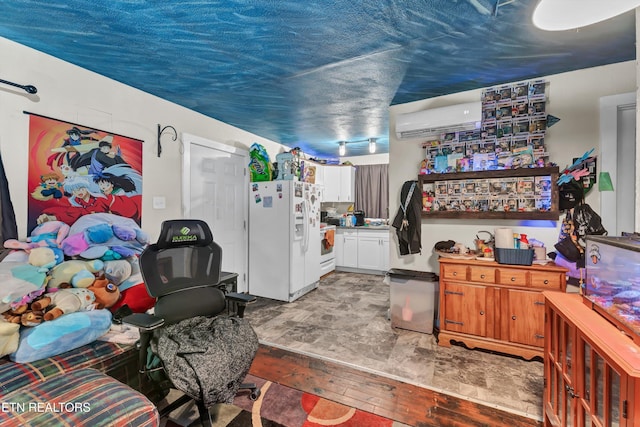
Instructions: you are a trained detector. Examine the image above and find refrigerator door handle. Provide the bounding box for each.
[305,200,311,252]
[301,199,308,252]
[305,199,311,252]
[307,200,312,252]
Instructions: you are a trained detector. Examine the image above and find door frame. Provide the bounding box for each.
[181,133,250,290]
[599,92,636,235]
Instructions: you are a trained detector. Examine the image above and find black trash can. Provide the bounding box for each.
[385,269,439,334]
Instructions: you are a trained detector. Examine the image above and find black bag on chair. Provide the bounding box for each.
[152,315,258,406]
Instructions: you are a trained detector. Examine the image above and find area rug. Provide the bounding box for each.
[165,374,399,427]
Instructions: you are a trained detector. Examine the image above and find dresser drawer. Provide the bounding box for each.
[530,271,564,290]
[442,264,468,281]
[496,268,528,286]
[469,266,496,283]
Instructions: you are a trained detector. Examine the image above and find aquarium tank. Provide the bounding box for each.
[584,235,640,341]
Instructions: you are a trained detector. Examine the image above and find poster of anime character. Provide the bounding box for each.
[27,114,143,233]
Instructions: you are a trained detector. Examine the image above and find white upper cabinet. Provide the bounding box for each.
[323,165,355,202]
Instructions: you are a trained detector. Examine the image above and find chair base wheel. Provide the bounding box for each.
[249,389,261,401]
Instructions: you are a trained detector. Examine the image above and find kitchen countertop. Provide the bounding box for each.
[335,225,389,230]
[319,224,336,231]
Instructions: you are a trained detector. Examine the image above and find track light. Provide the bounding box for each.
[368,138,376,154]
[338,137,379,156]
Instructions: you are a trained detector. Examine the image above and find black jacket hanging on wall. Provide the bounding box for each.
[0,153,17,257]
[392,180,422,255]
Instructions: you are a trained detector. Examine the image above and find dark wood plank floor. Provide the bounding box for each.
[249,344,543,427]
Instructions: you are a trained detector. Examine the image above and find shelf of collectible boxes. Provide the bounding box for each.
[418,166,559,219]
[421,79,549,175]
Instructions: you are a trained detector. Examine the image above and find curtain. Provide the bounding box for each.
[354,164,389,219]
[0,152,18,251]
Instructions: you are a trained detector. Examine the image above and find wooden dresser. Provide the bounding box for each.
[438,258,567,360]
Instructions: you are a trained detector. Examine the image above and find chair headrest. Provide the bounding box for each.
[155,219,214,249]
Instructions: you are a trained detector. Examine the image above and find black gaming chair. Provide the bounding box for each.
[123,219,260,426]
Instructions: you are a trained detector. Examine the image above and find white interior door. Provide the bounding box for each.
[599,93,636,235]
[182,133,249,291]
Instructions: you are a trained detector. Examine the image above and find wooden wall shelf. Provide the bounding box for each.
[418,166,559,220]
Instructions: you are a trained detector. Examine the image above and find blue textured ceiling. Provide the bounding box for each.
[0,1,635,160]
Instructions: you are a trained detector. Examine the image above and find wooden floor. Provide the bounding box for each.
[249,344,543,427]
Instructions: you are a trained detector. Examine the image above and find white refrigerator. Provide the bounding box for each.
[248,180,322,302]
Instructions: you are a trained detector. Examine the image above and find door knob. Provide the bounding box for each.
[565,385,580,399]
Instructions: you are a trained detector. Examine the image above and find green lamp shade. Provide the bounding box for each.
[598,172,614,191]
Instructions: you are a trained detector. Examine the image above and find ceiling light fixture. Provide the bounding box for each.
[532,0,640,31]
[338,138,379,156]
[368,138,377,154]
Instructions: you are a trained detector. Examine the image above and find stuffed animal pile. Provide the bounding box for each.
[0,213,157,359]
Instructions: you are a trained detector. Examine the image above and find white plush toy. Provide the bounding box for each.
[48,259,104,289]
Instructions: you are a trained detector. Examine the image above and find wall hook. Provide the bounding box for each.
[157,124,177,157]
[0,78,37,94]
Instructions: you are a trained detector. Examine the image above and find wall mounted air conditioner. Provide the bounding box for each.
[395,102,482,140]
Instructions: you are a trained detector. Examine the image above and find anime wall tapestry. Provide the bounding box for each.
[27,114,143,234]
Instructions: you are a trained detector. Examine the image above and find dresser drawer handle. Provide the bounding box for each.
[534,301,545,306]
[480,274,485,279]
[511,277,516,282]
[452,272,457,276]
[544,279,549,284]
[444,290,464,296]
[480,311,485,315]
[535,334,545,339]
[512,315,517,320]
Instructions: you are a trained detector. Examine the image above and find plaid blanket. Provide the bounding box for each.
[0,340,133,397]
[0,367,158,426]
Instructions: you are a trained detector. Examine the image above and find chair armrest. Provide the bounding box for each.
[225,292,257,305]
[122,313,165,332]
[121,313,164,377]
[224,292,257,318]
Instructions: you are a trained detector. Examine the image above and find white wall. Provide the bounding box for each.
[0,37,288,240]
[389,61,637,273]
[340,153,389,165]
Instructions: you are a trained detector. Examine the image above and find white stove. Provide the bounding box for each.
[320,225,336,276]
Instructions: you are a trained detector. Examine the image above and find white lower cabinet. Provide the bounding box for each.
[357,233,384,270]
[334,229,344,266]
[381,236,390,272]
[336,228,389,273]
[340,230,358,268]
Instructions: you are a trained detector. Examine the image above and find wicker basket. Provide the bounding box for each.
[495,248,534,265]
